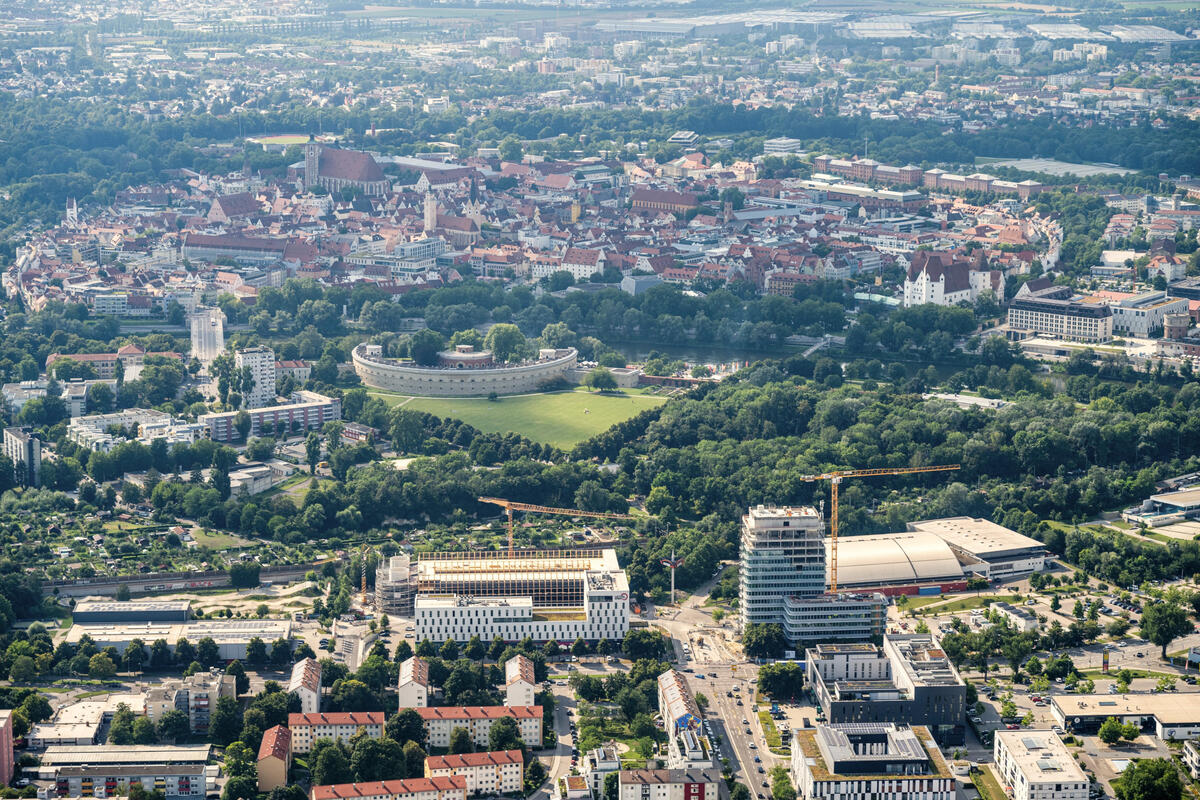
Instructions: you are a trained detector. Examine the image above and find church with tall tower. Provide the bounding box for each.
[301,136,389,197]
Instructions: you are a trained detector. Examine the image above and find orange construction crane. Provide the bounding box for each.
[478,497,636,556]
[798,465,960,592]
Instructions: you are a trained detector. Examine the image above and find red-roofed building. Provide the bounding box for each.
[398,657,430,709]
[289,658,322,714]
[630,189,699,215]
[424,750,522,796]
[288,712,385,753]
[559,248,606,280]
[208,193,263,224]
[304,141,389,197]
[416,707,542,750]
[504,656,536,708]
[258,725,291,793]
[310,776,466,800]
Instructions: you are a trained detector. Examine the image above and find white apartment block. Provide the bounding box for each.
[289,658,322,714]
[235,346,277,409]
[993,730,1088,800]
[415,707,542,750]
[288,712,385,754]
[398,657,431,709]
[310,777,466,800]
[423,750,523,796]
[504,656,536,708]
[144,671,235,735]
[616,769,722,800]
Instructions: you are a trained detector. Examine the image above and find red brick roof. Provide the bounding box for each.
[319,148,385,183]
[258,725,291,762]
[289,657,322,695]
[399,656,429,687]
[310,777,466,800]
[289,712,385,726]
[426,749,523,771]
[416,706,542,721]
[505,655,535,688]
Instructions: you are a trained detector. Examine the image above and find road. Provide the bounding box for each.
[531,683,576,800]
[190,307,225,365]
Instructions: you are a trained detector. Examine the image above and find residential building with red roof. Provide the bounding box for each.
[288,712,385,754]
[415,706,542,750]
[257,725,291,793]
[504,655,536,708]
[288,658,322,714]
[398,656,430,709]
[423,750,522,796]
[310,776,466,800]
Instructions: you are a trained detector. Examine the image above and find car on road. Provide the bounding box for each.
[757,766,765,774]
[749,742,757,749]
[1136,652,1144,658]
[753,756,760,763]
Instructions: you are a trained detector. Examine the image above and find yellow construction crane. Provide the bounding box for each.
[798,465,960,592]
[478,497,636,556]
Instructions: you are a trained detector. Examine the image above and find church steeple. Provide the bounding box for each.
[423,192,438,233]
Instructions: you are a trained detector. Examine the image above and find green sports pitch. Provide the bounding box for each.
[371,388,668,449]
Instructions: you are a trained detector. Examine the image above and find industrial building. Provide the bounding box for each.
[1051,694,1200,740]
[805,635,967,745]
[657,670,713,769]
[993,730,1087,800]
[408,549,629,644]
[822,531,967,595]
[28,695,147,749]
[905,517,1046,580]
[739,505,886,645]
[791,724,954,800]
[72,600,192,624]
[1124,486,1200,527]
[65,619,293,661]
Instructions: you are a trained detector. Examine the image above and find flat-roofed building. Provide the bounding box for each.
[258,726,291,793]
[35,745,212,777]
[73,600,192,624]
[289,658,322,714]
[792,724,954,800]
[423,750,522,795]
[615,769,722,800]
[415,707,542,750]
[740,505,886,644]
[504,655,536,708]
[1108,290,1189,337]
[992,602,1039,632]
[144,671,235,734]
[993,730,1087,800]
[398,657,430,709]
[1125,487,1200,528]
[822,531,967,595]
[657,670,712,769]
[1007,287,1113,343]
[310,777,467,800]
[806,635,967,745]
[905,517,1046,580]
[1051,693,1200,740]
[51,763,206,799]
[29,695,147,749]
[66,619,293,662]
[584,746,621,798]
[288,712,386,754]
[411,549,629,644]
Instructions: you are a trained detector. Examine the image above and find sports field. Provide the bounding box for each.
[980,157,1135,177]
[371,388,668,449]
[248,134,312,146]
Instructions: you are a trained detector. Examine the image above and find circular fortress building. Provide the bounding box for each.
[352,343,577,397]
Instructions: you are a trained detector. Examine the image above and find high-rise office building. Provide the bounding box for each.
[739,505,885,645]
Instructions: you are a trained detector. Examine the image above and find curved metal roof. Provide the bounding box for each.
[825,532,964,587]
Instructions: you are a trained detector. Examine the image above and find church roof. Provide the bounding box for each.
[319,148,385,183]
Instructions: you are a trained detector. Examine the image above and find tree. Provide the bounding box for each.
[757,662,805,701]
[271,638,292,666]
[1099,716,1124,745]
[603,772,620,800]
[175,638,197,666]
[408,329,446,366]
[312,742,353,787]
[1140,601,1192,658]
[488,716,523,752]
[108,704,137,745]
[89,653,117,680]
[403,741,426,778]
[123,639,146,673]
[226,660,250,695]
[223,776,257,800]
[621,629,667,661]
[484,323,527,363]
[743,623,787,659]
[499,136,522,163]
[449,727,474,754]
[156,709,190,742]
[306,432,322,474]
[197,637,221,667]
[351,736,406,782]
[583,367,618,392]
[1114,758,1181,800]
[247,637,268,666]
[9,655,36,682]
[209,696,243,745]
[115,583,132,602]
[129,785,164,800]
[386,708,426,748]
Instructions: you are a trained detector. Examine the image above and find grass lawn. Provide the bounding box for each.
[372,388,668,449]
[190,529,251,550]
[913,594,1024,616]
[1079,668,1178,680]
[973,765,1007,800]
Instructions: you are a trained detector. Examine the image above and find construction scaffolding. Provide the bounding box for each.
[413,548,620,608]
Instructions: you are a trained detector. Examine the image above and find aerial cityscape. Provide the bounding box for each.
[0,0,1200,800]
